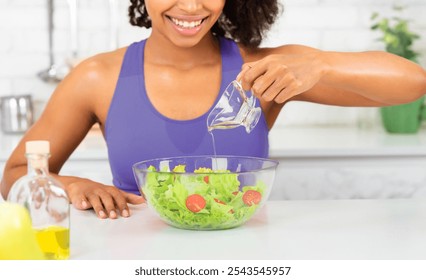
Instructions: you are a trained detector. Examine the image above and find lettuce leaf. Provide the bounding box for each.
[142,165,266,230]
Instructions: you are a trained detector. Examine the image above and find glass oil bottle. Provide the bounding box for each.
[8,140,70,260]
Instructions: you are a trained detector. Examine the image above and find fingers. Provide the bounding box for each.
[238,62,266,92]
[261,71,303,103]
[71,195,92,210]
[237,55,311,104]
[110,188,132,218]
[124,192,145,204]
[251,73,276,101]
[274,79,304,104]
[236,63,255,85]
[113,192,145,218]
[68,182,92,210]
[68,181,141,219]
[87,188,130,219]
[86,193,108,219]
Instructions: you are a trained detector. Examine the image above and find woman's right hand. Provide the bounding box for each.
[66,179,145,219]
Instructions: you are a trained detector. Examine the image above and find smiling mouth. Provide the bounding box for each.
[167,16,207,29]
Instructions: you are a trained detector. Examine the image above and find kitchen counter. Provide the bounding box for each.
[71,198,426,260]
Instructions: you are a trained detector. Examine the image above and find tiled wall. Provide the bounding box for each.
[0,0,425,127]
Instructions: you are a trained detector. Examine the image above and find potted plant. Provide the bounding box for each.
[371,6,425,133]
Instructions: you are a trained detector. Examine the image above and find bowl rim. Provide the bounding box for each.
[132,155,279,175]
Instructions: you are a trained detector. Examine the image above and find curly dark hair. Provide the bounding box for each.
[128,0,282,48]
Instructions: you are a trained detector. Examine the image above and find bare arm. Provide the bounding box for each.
[239,45,426,107]
[1,59,97,197]
[303,50,426,105]
[0,53,144,218]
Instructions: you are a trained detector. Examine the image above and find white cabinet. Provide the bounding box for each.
[270,155,426,200]
[268,125,426,200]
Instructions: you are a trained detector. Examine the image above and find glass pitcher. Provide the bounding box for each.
[207,80,261,133]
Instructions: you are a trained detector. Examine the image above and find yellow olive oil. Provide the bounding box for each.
[35,226,70,260]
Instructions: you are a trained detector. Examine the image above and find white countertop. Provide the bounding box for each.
[70,198,426,260]
[1,125,426,161]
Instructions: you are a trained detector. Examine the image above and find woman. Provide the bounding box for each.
[1,0,425,219]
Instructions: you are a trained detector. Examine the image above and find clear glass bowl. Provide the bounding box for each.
[133,156,278,230]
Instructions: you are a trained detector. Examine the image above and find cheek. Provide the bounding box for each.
[209,1,226,13]
[206,1,226,21]
[144,0,170,20]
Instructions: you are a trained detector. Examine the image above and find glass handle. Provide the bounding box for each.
[233,80,249,101]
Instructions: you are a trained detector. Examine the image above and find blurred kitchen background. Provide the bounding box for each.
[1,0,426,201]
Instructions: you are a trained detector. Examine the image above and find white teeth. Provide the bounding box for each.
[170,17,203,29]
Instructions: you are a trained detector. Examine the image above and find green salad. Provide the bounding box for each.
[142,164,267,230]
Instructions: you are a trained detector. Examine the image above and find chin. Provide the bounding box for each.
[171,33,216,49]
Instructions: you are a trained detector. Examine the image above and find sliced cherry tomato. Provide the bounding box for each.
[232,191,239,196]
[203,176,209,184]
[242,190,262,206]
[214,198,234,213]
[186,194,206,213]
[214,198,225,205]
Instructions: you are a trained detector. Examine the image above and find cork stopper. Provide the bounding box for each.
[26,141,50,154]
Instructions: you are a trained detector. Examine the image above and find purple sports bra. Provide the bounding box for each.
[105,37,269,194]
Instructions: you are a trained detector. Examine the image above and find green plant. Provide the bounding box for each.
[371,5,420,62]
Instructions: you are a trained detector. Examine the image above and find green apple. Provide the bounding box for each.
[0,202,45,260]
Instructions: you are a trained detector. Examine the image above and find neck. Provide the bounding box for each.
[145,32,220,69]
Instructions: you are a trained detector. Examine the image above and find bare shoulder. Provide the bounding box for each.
[51,47,128,122]
[67,47,127,94]
[238,44,319,62]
